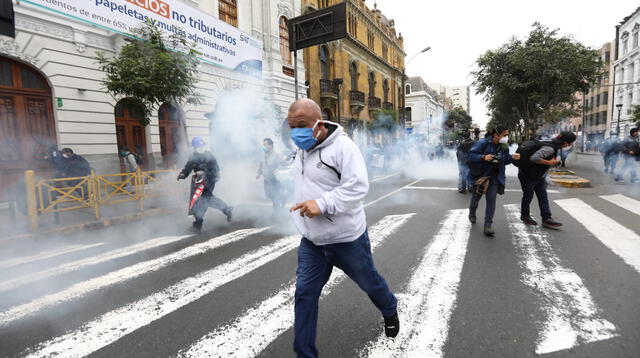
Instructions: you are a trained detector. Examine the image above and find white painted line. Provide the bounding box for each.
[0,227,269,328]
[364,179,423,208]
[360,209,471,358]
[504,204,617,355]
[600,194,640,215]
[0,234,195,293]
[0,243,105,270]
[371,173,400,183]
[178,214,415,358]
[22,234,302,358]
[555,198,640,273]
[405,186,561,194]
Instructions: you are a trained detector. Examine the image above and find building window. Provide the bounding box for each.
[623,39,628,55]
[348,13,358,38]
[350,61,358,91]
[219,0,238,27]
[620,67,625,84]
[634,27,639,48]
[405,84,411,95]
[368,71,376,97]
[320,45,330,80]
[383,79,389,102]
[319,0,329,8]
[630,63,635,83]
[279,17,291,66]
[603,92,609,105]
[604,51,610,63]
[367,29,375,49]
[596,94,600,107]
[382,43,388,61]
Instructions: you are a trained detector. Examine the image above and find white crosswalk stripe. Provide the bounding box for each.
[0,227,269,328]
[360,209,471,358]
[177,214,415,358]
[600,194,640,215]
[555,198,640,273]
[0,243,105,270]
[504,204,617,355]
[0,234,195,293]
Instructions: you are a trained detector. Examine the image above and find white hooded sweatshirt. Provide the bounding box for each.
[290,121,369,245]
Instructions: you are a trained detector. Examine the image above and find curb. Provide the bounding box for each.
[0,206,181,246]
[547,169,591,188]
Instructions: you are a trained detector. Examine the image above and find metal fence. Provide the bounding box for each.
[23,168,183,231]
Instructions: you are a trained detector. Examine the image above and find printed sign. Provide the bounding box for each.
[20,0,263,77]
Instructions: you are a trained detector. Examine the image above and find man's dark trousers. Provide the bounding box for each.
[469,178,499,225]
[294,230,397,358]
[518,171,552,220]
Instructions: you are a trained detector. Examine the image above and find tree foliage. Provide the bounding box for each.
[473,23,603,140]
[445,106,472,131]
[96,20,202,125]
[632,104,640,128]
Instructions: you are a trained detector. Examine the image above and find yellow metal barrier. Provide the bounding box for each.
[24,168,182,231]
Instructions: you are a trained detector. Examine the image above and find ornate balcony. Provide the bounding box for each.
[383,101,393,110]
[368,96,382,110]
[320,79,338,100]
[349,90,365,115]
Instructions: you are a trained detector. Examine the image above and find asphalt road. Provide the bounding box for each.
[0,154,639,358]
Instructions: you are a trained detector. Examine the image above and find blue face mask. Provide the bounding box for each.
[291,120,321,151]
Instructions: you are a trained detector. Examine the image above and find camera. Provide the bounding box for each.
[489,154,501,165]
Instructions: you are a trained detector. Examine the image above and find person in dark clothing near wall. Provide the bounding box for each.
[58,148,91,178]
[467,127,521,237]
[516,131,576,229]
[614,128,640,183]
[456,132,474,193]
[178,137,233,232]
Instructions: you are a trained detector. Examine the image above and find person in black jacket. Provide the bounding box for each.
[614,128,640,183]
[58,148,91,178]
[456,132,474,193]
[518,132,576,229]
[178,137,232,232]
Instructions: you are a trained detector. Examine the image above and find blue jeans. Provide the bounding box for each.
[294,231,397,358]
[518,172,552,220]
[615,154,638,181]
[469,177,499,225]
[458,161,471,190]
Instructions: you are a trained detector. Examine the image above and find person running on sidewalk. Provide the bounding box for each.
[177,137,233,232]
[287,99,398,358]
[467,127,520,237]
[614,128,640,183]
[516,131,576,229]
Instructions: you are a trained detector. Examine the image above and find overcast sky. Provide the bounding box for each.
[370,0,640,128]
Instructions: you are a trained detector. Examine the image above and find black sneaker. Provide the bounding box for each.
[542,218,562,229]
[384,313,400,338]
[520,216,538,226]
[468,213,476,224]
[483,225,495,237]
[458,188,466,194]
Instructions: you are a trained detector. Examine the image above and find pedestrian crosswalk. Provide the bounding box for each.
[1,193,639,357]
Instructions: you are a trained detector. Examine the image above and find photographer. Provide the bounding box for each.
[516,131,576,228]
[467,127,520,237]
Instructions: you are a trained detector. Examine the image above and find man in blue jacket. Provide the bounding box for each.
[467,127,520,237]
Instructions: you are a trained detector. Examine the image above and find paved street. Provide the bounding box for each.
[0,155,639,358]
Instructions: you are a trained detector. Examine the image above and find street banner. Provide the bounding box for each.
[19,0,263,77]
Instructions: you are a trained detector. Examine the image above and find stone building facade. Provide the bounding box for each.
[613,6,640,137]
[301,0,405,130]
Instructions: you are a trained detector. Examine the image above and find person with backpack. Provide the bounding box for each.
[602,134,621,174]
[118,146,140,173]
[177,137,233,232]
[515,131,576,229]
[614,128,640,183]
[287,99,399,358]
[456,132,474,193]
[467,127,521,237]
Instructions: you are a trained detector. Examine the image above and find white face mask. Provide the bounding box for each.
[63,154,72,159]
[499,136,509,144]
[194,147,205,154]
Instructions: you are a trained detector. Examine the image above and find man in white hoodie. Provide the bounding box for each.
[288,99,398,358]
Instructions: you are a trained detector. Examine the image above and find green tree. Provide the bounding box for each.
[632,104,640,128]
[473,23,602,138]
[96,20,202,125]
[445,106,473,131]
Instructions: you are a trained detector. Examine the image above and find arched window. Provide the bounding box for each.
[279,17,291,66]
[158,103,186,165]
[382,79,389,102]
[368,71,376,97]
[115,98,147,162]
[405,84,411,95]
[349,61,358,90]
[219,0,238,27]
[320,45,330,80]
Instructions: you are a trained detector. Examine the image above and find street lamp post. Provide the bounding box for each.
[402,46,431,130]
[616,103,623,137]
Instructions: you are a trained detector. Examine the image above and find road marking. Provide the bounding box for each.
[505,204,617,355]
[555,198,640,273]
[0,228,269,328]
[178,214,415,358]
[600,194,640,215]
[0,243,105,270]
[364,179,423,207]
[371,173,400,182]
[22,234,302,358]
[405,186,561,194]
[359,209,470,358]
[0,234,195,293]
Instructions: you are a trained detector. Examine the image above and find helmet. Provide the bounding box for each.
[191,137,206,148]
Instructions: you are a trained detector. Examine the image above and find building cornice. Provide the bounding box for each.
[344,35,403,75]
[346,0,406,57]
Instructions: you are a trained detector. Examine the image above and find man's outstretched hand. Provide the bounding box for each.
[290,200,322,218]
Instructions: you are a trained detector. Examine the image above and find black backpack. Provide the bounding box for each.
[129,152,143,166]
[513,140,550,169]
